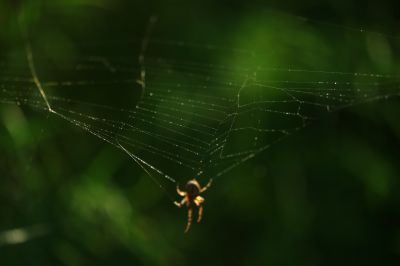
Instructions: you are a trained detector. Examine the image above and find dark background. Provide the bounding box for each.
[1,0,400,265]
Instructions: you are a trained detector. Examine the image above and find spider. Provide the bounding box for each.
[174,178,212,233]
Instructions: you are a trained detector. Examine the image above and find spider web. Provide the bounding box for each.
[1,12,399,197]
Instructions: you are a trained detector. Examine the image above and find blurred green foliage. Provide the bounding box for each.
[1,0,400,265]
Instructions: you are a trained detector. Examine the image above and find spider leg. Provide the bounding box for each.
[185,207,193,233]
[174,197,187,208]
[197,205,204,223]
[176,185,186,197]
[200,178,213,193]
[194,196,205,223]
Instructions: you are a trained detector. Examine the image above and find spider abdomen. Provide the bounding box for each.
[186,180,200,199]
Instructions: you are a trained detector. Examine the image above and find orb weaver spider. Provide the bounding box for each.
[174,178,212,233]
